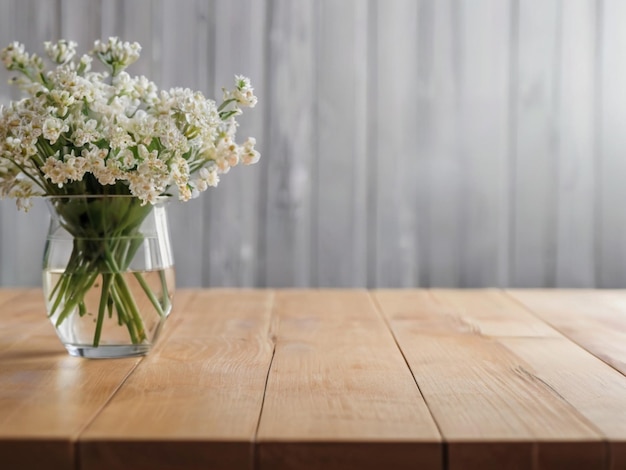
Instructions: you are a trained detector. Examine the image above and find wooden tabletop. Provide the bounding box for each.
[1,289,626,470]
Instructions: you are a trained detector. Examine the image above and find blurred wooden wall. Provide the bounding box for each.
[1,0,625,288]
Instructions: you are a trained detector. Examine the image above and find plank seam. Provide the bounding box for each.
[503,289,622,469]
[71,290,199,469]
[367,290,447,468]
[504,290,626,381]
[253,290,277,470]
[72,359,143,468]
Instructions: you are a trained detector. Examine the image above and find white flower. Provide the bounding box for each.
[0,37,259,209]
[47,89,75,116]
[93,37,141,75]
[44,40,77,64]
[1,42,28,69]
[233,75,258,108]
[43,117,68,144]
[72,118,99,146]
[197,165,219,188]
[114,148,136,170]
[108,126,134,149]
[42,156,68,187]
[206,168,219,187]
[241,137,260,165]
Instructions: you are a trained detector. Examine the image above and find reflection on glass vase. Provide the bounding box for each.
[42,195,175,358]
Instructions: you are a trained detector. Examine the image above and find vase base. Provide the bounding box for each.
[65,343,151,359]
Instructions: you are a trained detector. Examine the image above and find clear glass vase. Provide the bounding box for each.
[42,195,175,358]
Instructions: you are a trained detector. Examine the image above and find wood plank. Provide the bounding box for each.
[422,0,463,287]
[501,336,626,470]
[205,0,266,287]
[314,0,368,287]
[0,289,51,353]
[257,290,441,470]
[373,0,422,287]
[554,0,597,287]
[79,289,274,470]
[100,0,155,79]
[1,0,57,286]
[456,0,512,287]
[0,0,16,287]
[377,288,559,338]
[597,0,626,287]
[508,290,626,376]
[0,290,144,470]
[262,0,316,287]
[0,287,29,307]
[156,1,208,287]
[59,0,101,44]
[374,289,605,469]
[511,0,561,287]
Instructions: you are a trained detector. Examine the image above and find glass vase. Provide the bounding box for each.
[42,195,175,358]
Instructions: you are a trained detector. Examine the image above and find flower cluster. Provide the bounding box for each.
[0,37,259,209]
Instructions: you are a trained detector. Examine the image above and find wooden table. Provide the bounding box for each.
[1,289,626,470]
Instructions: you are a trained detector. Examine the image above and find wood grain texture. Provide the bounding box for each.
[156,1,209,287]
[456,0,512,287]
[262,0,316,287]
[257,290,441,470]
[3,289,626,469]
[0,288,50,353]
[205,0,266,288]
[0,0,625,289]
[511,0,560,287]
[0,0,52,286]
[79,289,274,470]
[597,0,626,288]
[373,0,422,287]
[314,0,368,287]
[420,0,463,288]
[500,336,626,470]
[0,290,142,470]
[374,289,606,469]
[555,0,597,287]
[508,290,626,376]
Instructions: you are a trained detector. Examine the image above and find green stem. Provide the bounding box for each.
[134,271,165,317]
[114,273,145,342]
[110,285,139,344]
[103,247,146,343]
[93,273,113,347]
[54,270,98,327]
[160,269,171,312]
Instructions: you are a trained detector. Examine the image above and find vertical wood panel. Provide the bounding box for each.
[457,0,512,287]
[262,0,316,286]
[314,0,368,287]
[157,0,211,287]
[555,0,597,287]
[511,0,560,287]
[205,0,266,287]
[425,0,463,287]
[597,0,626,288]
[0,1,622,288]
[0,1,57,286]
[0,1,17,287]
[100,0,156,79]
[59,0,101,44]
[374,0,421,287]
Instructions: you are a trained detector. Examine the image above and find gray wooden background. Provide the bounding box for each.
[0,0,624,288]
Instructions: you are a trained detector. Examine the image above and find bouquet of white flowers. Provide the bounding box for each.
[0,38,259,357]
[0,37,259,207]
